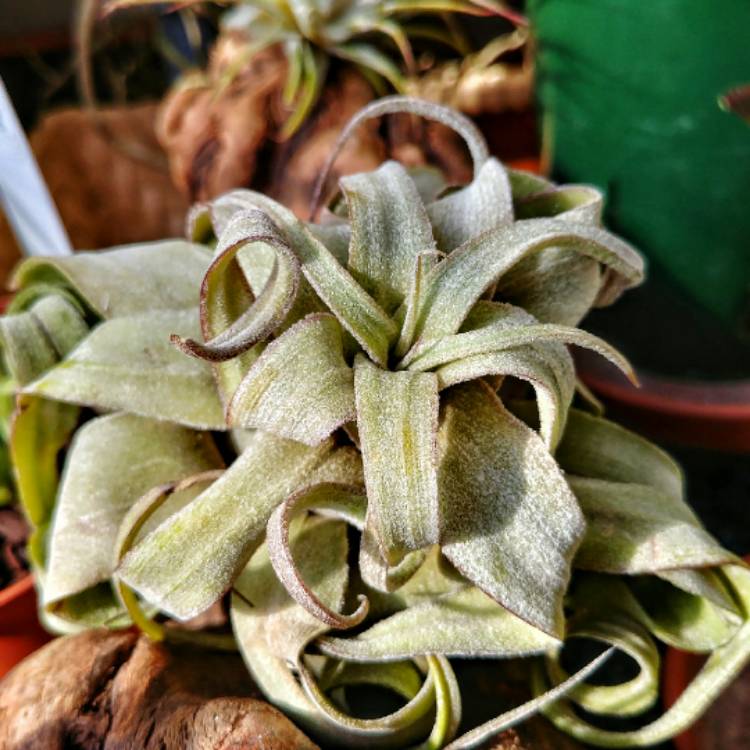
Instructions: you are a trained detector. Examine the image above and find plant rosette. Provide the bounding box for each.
[2,97,750,749]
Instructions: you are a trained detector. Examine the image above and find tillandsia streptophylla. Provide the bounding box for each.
[2,97,750,748]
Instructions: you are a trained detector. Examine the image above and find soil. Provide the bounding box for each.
[0,507,29,591]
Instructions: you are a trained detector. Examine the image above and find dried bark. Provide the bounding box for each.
[0,629,319,750]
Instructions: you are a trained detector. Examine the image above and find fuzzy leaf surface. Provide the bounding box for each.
[13,240,210,318]
[571,477,733,575]
[413,218,644,343]
[229,313,354,445]
[319,585,557,661]
[437,382,584,637]
[119,432,332,620]
[44,413,222,611]
[426,158,513,251]
[26,310,225,430]
[343,161,436,313]
[355,355,439,561]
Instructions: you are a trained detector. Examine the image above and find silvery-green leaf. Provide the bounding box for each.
[355,354,440,561]
[394,251,442,359]
[13,240,211,318]
[358,526,426,594]
[437,382,584,637]
[44,413,222,614]
[572,573,740,657]
[408,165,448,204]
[343,161,436,313]
[514,184,603,225]
[232,516,436,748]
[307,221,350,265]
[401,301,633,381]
[657,567,741,616]
[11,395,80,568]
[0,295,89,385]
[319,585,557,662]
[228,313,355,445]
[535,565,750,747]
[548,407,683,500]
[194,189,398,365]
[231,516,352,741]
[119,432,332,620]
[437,346,574,451]
[571,477,734,575]
[495,249,602,327]
[173,210,301,362]
[629,573,742,652]
[45,582,131,630]
[427,158,513,251]
[25,310,225,430]
[507,168,553,200]
[413,218,644,344]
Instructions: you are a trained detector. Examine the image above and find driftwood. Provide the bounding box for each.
[0,629,318,750]
[0,629,587,749]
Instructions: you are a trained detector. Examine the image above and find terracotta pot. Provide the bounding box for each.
[0,575,51,679]
[576,351,750,453]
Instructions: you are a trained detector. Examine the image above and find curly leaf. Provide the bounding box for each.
[174,210,301,362]
[267,482,368,627]
[319,585,556,661]
[194,189,398,365]
[119,432,332,620]
[535,565,750,747]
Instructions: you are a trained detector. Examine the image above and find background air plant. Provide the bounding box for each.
[106,0,526,136]
[97,0,532,211]
[2,97,750,748]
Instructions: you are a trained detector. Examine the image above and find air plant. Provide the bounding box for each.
[106,0,525,136]
[3,97,750,748]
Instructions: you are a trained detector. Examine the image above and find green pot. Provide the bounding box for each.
[529,0,750,377]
